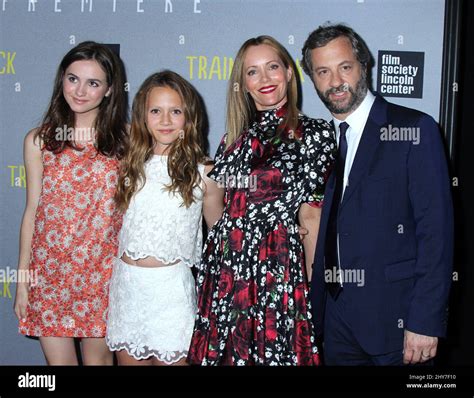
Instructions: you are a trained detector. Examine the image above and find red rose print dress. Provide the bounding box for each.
[19,141,122,337]
[188,105,336,365]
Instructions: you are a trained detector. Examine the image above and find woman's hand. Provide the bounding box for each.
[14,282,29,321]
[298,226,309,241]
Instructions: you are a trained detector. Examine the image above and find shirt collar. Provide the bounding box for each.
[332,90,376,136]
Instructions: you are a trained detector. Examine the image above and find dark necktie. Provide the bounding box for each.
[324,121,349,299]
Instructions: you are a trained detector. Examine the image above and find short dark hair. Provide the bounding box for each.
[301,23,371,76]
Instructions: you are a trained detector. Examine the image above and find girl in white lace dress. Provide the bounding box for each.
[106,71,224,365]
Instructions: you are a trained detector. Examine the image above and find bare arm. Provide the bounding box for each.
[298,203,322,281]
[14,129,43,320]
[202,164,224,230]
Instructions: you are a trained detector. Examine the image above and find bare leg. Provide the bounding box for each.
[116,350,153,366]
[82,337,113,366]
[39,337,78,365]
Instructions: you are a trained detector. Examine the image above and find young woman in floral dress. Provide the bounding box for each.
[14,41,128,365]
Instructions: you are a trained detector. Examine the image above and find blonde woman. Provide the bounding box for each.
[188,36,336,366]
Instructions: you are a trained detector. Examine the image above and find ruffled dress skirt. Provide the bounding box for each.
[106,258,197,364]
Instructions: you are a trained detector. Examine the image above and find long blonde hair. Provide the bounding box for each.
[226,35,299,147]
[115,70,207,211]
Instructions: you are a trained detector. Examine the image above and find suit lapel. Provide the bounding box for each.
[339,95,388,211]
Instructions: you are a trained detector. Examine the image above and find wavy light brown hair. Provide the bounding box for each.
[35,41,128,158]
[226,35,299,147]
[115,70,207,211]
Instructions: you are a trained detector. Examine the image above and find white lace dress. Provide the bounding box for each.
[106,155,204,363]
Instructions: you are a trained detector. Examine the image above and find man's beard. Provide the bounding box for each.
[317,72,368,115]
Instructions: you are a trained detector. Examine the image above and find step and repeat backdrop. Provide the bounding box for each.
[0,0,445,364]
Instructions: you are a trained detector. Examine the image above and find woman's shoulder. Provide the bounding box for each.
[298,113,333,132]
[24,127,44,151]
[297,114,336,151]
[25,127,40,140]
[201,158,214,175]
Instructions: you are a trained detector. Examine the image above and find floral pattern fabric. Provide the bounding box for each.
[19,142,122,337]
[188,106,336,365]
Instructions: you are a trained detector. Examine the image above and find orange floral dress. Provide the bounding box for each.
[19,142,122,337]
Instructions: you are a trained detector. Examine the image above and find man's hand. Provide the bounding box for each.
[403,329,438,364]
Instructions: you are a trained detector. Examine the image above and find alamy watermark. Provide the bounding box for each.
[325,267,365,287]
[18,372,55,392]
[215,172,257,192]
[0,267,38,286]
[55,126,96,142]
[380,124,420,145]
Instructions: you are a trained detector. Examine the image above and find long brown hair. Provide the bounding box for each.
[115,70,207,211]
[36,41,128,158]
[226,35,299,147]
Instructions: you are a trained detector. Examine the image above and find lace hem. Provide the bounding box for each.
[118,249,197,268]
[107,340,188,364]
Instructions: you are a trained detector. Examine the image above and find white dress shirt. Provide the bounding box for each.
[333,91,376,197]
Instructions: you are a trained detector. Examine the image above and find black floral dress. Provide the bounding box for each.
[188,105,336,365]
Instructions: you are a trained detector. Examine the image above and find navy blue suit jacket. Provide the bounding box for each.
[310,94,453,355]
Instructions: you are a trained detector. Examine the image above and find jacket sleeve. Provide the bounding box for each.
[405,114,453,337]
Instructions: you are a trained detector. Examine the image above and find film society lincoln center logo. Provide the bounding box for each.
[377,50,425,98]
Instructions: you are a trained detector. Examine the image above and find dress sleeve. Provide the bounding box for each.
[207,133,228,181]
[302,118,336,208]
